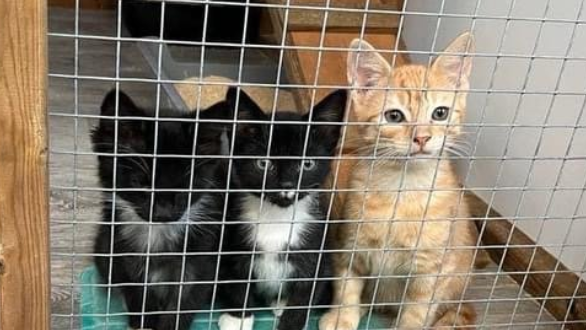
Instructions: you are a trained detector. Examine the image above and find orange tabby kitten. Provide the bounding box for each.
[320,33,478,330]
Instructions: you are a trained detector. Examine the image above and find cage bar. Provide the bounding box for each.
[34,0,586,329]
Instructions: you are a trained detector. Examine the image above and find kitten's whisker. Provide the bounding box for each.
[445,139,473,150]
[444,146,471,156]
[116,163,148,176]
[445,141,472,152]
[443,145,471,156]
[122,158,151,176]
[93,142,153,174]
[447,137,473,145]
[349,145,376,155]
[371,148,404,166]
[92,142,136,155]
[443,146,470,159]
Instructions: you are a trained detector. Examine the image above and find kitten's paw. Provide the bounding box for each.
[319,310,360,330]
[127,315,156,330]
[271,299,288,317]
[218,313,254,330]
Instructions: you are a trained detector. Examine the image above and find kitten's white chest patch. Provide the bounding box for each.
[241,194,316,296]
[254,253,293,296]
[241,194,314,251]
[115,197,209,252]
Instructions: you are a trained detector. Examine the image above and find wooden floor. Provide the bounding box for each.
[48,7,562,330]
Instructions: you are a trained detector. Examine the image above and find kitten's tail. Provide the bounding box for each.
[432,303,477,330]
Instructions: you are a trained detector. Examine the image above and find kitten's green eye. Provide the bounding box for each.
[130,176,143,187]
[255,159,272,171]
[384,109,405,123]
[302,160,316,171]
[432,106,450,121]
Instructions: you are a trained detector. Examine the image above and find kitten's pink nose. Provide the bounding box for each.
[413,136,431,147]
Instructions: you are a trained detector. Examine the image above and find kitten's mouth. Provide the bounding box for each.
[409,150,434,157]
[266,192,306,207]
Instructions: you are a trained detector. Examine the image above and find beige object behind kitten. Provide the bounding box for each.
[320,33,478,330]
[174,76,298,112]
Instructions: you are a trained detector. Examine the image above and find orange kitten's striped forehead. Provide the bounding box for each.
[346,33,474,157]
[386,65,467,124]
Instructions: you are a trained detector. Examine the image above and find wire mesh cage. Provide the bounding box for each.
[44,0,586,329]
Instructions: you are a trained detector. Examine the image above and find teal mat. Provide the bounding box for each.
[80,266,387,330]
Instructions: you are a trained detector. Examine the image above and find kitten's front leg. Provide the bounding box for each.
[277,279,324,330]
[121,285,159,330]
[157,282,212,330]
[271,298,287,317]
[396,276,439,330]
[217,281,255,330]
[319,268,364,330]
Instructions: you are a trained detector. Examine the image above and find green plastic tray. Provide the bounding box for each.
[80,266,387,330]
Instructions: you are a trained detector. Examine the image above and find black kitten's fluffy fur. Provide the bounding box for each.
[217,88,347,330]
[91,90,227,330]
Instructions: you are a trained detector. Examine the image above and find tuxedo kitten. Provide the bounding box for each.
[92,90,227,330]
[217,88,347,330]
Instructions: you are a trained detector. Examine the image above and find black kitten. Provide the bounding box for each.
[91,90,227,330]
[217,88,347,330]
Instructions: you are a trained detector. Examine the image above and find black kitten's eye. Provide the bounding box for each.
[383,109,405,123]
[255,159,272,171]
[130,176,143,187]
[432,106,450,121]
[174,194,184,206]
[302,160,316,171]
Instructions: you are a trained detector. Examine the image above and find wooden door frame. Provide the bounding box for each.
[0,1,50,329]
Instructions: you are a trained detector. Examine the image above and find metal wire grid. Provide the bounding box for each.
[47,0,586,329]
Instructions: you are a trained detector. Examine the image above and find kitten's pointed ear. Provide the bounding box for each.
[309,89,348,123]
[100,89,143,117]
[432,32,475,89]
[193,100,234,156]
[307,90,348,152]
[226,87,265,137]
[92,89,148,152]
[347,39,391,91]
[226,87,264,120]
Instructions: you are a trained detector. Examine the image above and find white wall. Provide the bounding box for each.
[402,0,586,276]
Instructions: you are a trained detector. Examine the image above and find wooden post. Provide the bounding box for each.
[0,1,50,330]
